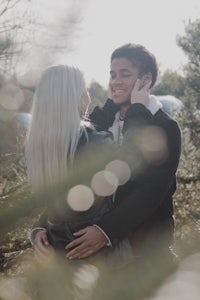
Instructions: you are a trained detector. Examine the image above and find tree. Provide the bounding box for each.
[0,0,33,76]
[177,19,200,109]
[88,81,108,113]
[176,19,200,147]
[152,70,186,99]
[171,19,200,260]
[0,0,85,81]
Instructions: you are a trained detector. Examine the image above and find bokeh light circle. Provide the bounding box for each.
[67,184,94,211]
[91,170,118,196]
[138,126,168,164]
[106,160,131,185]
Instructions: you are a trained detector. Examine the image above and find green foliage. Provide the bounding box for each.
[152,70,186,99]
[175,19,200,148]
[177,19,200,108]
[88,81,108,113]
[150,19,200,260]
[172,19,200,255]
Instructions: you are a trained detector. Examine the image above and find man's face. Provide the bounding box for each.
[109,57,140,105]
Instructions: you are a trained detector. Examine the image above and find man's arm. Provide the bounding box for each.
[66,104,181,258]
[95,105,181,242]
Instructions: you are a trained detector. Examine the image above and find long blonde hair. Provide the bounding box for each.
[25,65,87,191]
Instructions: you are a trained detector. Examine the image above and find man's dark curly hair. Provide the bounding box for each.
[111,43,158,88]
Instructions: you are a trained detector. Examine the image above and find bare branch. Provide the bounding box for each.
[0,0,21,17]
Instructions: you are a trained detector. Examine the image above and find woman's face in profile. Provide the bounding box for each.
[79,88,91,116]
[109,57,140,105]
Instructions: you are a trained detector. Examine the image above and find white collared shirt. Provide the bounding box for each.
[108,95,163,143]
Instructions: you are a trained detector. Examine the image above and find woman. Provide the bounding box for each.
[26,65,114,257]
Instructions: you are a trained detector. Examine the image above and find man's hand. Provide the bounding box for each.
[33,230,54,258]
[66,226,108,259]
[131,79,151,107]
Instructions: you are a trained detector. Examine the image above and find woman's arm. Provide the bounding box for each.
[29,209,53,256]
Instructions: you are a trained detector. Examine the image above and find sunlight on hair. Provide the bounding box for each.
[138,126,168,164]
[0,84,24,111]
[67,185,94,211]
[105,160,131,185]
[91,170,118,196]
[73,263,99,291]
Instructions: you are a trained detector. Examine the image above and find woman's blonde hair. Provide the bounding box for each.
[25,65,88,191]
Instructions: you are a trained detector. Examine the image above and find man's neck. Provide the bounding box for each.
[119,102,130,120]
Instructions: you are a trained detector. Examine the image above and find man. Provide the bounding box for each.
[65,44,181,263]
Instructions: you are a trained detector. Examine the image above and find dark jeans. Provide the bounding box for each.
[46,197,114,254]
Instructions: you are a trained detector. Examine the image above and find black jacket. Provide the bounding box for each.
[90,99,181,252]
[31,124,114,250]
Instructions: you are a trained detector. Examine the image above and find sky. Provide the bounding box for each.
[20,0,200,87]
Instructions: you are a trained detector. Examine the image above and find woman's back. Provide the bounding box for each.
[26,64,114,254]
